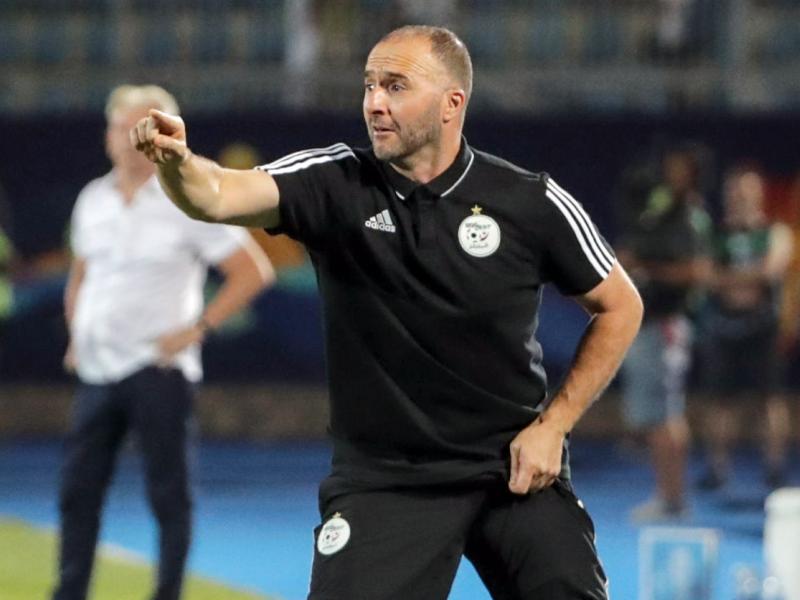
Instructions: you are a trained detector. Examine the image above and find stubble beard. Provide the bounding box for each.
[371,105,442,162]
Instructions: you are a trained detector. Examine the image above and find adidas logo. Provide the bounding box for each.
[364,209,396,233]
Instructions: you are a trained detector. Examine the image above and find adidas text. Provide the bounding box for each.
[364,209,396,233]
[365,221,396,233]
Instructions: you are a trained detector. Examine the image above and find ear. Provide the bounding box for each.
[442,89,466,123]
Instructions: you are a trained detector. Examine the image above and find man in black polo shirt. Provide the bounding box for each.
[133,25,642,600]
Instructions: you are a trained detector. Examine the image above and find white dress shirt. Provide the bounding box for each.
[70,171,248,384]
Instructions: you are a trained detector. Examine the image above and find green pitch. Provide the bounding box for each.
[0,518,274,600]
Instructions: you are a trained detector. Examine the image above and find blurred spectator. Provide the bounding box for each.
[697,166,794,490]
[0,194,72,380]
[777,170,800,370]
[0,187,20,376]
[317,0,360,65]
[645,0,718,64]
[0,189,14,334]
[52,85,273,600]
[618,145,713,521]
[284,0,322,107]
[652,0,695,58]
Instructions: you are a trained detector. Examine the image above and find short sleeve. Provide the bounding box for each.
[186,220,249,265]
[69,184,93,258]
[70,202,84,257]
[256,143,358,249]
[540,177,616,295]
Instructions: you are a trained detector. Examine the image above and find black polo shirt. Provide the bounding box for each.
[261,140,615,488]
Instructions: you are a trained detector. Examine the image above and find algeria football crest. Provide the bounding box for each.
[316,513,351,556]
[458,205,501,257]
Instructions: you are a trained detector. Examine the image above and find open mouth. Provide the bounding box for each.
[371,124,395,136]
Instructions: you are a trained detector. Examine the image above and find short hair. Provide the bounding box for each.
[379,26,473,102]
[104,84,180,121]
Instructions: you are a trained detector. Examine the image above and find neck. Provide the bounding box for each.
[389,130,461,184]
[115,164,154,203]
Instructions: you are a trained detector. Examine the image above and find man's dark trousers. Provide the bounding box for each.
[52,366,194,600]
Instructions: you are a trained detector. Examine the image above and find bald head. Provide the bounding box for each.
[378,26,473,105]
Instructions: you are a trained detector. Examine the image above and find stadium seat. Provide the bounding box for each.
[139,19,180,66]
[85,17,117,66]
[193,14,230,63]
[526,14,567,63]
[759,20,800,64]
[244,17,284,63]
[462,8,509,67]
[580,11,624,64]
[0,20,24,64]
[33,19,69,65]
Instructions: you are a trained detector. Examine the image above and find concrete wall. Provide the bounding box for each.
[0,384,329,440]
[3,384,797,444]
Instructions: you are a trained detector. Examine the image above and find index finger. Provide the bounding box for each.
[509,442,520,488]
[149,108,181,133]
[509,446,534,495]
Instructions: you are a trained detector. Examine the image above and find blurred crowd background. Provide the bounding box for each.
[1,0,800,441]
[2,0,800,113]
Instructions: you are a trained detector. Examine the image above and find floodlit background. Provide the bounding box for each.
[1,1,799,599]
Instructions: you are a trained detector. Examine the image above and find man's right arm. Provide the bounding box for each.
[64,257,85,331]
[131,109,280,228]
[63,257,86,372]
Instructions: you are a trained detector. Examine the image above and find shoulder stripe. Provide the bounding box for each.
[259,143,351,170]
[545,188,612,279]
[266,148,356,175]
[546,179,615,268]
[257,143,352,171]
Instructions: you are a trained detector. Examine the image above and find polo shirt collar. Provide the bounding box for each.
[141,174,164,198]
[108,170,161,204]
[380,137,474,200]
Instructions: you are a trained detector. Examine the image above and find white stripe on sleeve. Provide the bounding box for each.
[547,179,615,268]
[266,149,356,175]
[256,143,352,171]
[545,189,611,279]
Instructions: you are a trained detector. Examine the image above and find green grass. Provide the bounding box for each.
[0,518,275,600]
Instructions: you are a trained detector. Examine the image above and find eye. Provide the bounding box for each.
[364,83,375,92]
[389,83,404,92]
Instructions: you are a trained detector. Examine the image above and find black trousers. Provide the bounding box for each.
[52,366,195,600]
[309,478,608,600]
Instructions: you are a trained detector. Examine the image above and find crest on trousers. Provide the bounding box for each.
[458,205,501,257]
[317,513,351,556]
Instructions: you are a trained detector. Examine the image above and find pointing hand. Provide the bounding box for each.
[130,109,190,166]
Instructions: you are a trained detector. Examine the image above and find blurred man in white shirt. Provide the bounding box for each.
[53,85,274,600]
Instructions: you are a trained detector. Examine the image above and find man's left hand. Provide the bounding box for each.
[508,416,565,495]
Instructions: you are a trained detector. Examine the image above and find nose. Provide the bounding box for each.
[365,87,388,115]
